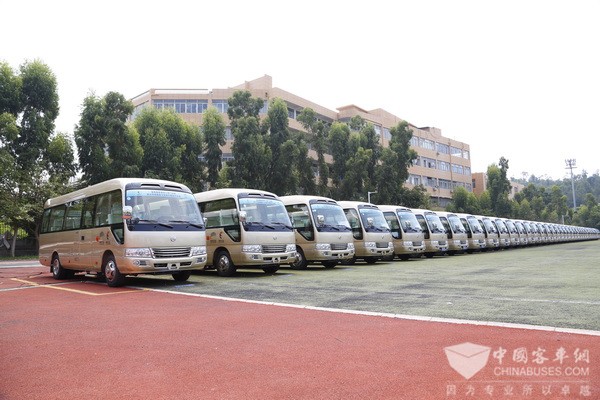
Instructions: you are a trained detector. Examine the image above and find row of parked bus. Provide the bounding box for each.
[39,178,599,286]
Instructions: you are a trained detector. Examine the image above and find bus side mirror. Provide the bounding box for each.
[367,217,374,228]
[122,206,133,220]
[317,214,325,226]
[239,210,247,223]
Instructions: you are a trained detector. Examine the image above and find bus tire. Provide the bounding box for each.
[364,257,378,264]
[103,255,125,287]
[262,265,279,274]
[215,250,236,277]
[322,261,337,269]
[291,247,308,270]
[51,254,72,280]
[172,271,191,282]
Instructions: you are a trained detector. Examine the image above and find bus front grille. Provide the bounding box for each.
[262,244,287,253]
[152,247,191,258]
[375,242,389,248]
[330,243,347,250]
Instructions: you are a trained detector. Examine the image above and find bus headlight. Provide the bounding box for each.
[364,241,376,248]
[347,243,355,251]
[125,248,152,258]
[190,246,207,256]
[315,243,331,251]
[242,244,262,253]
[285,244,296,252]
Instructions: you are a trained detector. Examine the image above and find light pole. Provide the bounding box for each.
[565,159,577,210]
[368,191,377,204]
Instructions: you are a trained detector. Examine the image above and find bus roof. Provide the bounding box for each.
[44,178,192,208]
[279,195,339,206]
[194,188,280,203]
[377,205,413,213]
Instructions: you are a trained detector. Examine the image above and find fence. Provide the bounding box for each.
[0,222,38,257]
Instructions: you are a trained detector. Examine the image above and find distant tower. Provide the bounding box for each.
[565,159,577,209]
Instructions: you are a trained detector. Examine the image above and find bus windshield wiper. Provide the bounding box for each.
[268,222,293,230]
[244,221,275,230]
[135,219,173,229]
[169,220,204,229]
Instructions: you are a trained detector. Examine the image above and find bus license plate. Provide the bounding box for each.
[168,263,179,270]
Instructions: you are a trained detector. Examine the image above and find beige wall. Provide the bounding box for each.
[131,75,474,204]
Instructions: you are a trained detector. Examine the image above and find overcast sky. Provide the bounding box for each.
[3,0,598,180]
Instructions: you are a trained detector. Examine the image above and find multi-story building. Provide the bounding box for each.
[472,172,524,200]
[130,75,472,206]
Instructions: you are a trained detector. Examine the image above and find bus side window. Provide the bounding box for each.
[82,197,95,229]
[49,205,66,232]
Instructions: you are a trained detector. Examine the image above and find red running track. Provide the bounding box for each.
[1,268,598,399]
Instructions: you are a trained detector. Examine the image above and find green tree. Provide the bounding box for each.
[297,108,330,196]
[227,91,270,189]
[375,121,417,205]
[328,122,351,193]
[75,91,142,185]
[0,60,75,255]
[201,107,226,189]
[133,107,204,192]
[486,157,511,217]
[263,98,295,194]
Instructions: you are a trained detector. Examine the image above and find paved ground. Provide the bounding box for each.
[1,257,598,399]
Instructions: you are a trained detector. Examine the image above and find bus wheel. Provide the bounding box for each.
[172,271,191,282]
[262,265,279,274]
[103,255,125,287]
[364,257,378,264]
[51,255,73,280]
[215,250,236,277]
[322,261,337,269]
[291,248,308,270]
[425,252,434,258]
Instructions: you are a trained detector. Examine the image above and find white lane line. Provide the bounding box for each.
[131,286,600,337]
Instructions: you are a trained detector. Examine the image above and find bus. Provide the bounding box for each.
[281,195,355,269]
[436,211,469,255]
[337,201,394,264]
[410,209,449,258]
[455,213,487,253]
[476,215,500,250]
[39,178,208,287]
[194,189,296,276]
[378,205,425,260]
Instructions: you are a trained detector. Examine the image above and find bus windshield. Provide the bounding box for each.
[358,207,390,233]
[239,197,292,231]
[397,211,422,233]
[447,215,467,233]
[425,214,446,234]
[125,189,204,231]
[310,203,351,232]
[467,216,484,234]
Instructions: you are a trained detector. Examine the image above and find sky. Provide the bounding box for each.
[3,0,599,181]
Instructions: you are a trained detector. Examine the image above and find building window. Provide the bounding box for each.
[153,99,208,114]
[212,100,228,113]
[374,125,382,137]
[451,146,463,157]
[436,143,449,154]
[383,127,391,140]
[438,161,450,171]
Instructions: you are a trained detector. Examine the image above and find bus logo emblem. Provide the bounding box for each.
[170,236,177,242]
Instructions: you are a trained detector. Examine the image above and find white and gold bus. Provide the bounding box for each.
[378,205,426,260]
[39,178,208,287]
[410,208,449,258]
[436,211,469,255]
[281,195,355,269]
[337,201,394,264]
[194,189,296,276]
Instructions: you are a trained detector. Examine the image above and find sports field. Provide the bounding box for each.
[155,240,600,332]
